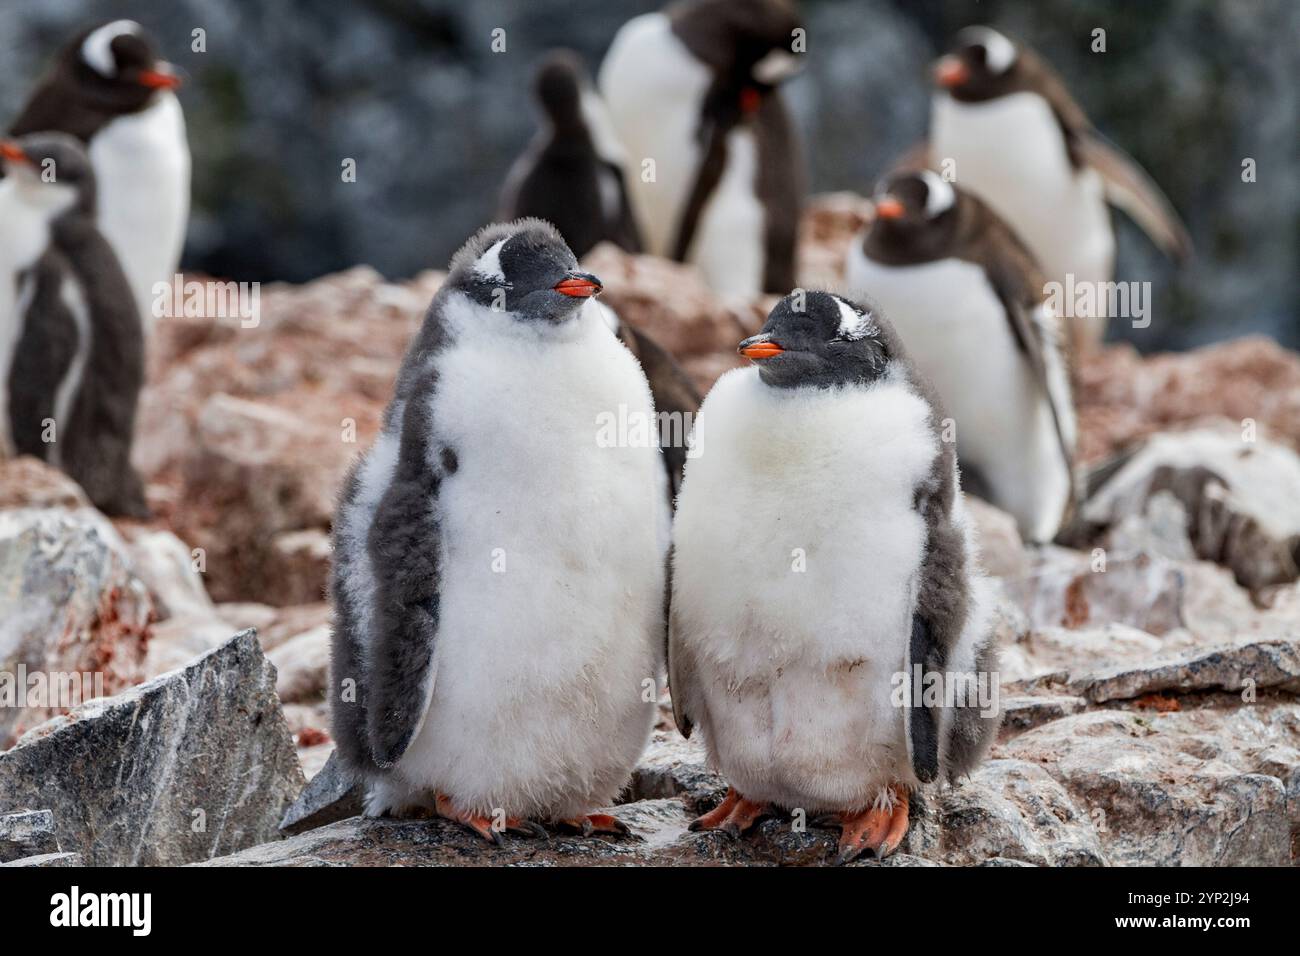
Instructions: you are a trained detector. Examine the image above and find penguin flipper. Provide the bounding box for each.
[1079,131,1193,263]
[364,398,447,768]
[666,564,696,739]
[906,448,969,784]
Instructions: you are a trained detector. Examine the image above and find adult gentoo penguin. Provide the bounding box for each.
[668,291,1000,863]
[929,26,1191,353]
[0,134,148,517]
[10,19,190,334]
[599,0,805,297]
[498,50,641,258]
[847,169,1077,543]
[330,219,666,838]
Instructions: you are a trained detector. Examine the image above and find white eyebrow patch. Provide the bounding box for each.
[835,297,874,340]
[962,26,1017,74]
[752,49,803,84]
[918,168,955,217]
[81,20,140,77]
[473,237,508,282]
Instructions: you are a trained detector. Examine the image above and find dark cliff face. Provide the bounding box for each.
[1,0,1294,350]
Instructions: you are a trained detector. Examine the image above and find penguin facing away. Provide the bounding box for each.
[928,26,1191,353]
[0,134,149,517]
[847,169,1077,543]
[599,0,805,298]
[330,219,666,839]
[668,291,1000,863]
[498,50,642,259]
[10,19,191,335]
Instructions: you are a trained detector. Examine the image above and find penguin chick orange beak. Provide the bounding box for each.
[738,335,784,360]
[553,272,603,297]
[934,56,969,89]
[874,196,905,220]
[0,141,29,166]
[138,65,182,90]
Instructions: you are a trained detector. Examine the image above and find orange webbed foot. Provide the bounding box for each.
[434,794,548,844]
[689,787,772,837]
[834,784,910,865]
[558,813,630,837]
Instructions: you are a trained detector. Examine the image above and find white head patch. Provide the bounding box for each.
[835,297,876,341]
[963,26,1017,74]
[918,169,955,217]
[473,237,508,283]
[752,49,803,85]
[81,20,141,78]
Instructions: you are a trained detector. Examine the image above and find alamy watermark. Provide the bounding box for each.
[152,275,261,328]
[0,665,105,709]
[595,404,701,458]
[1044,273,1151,328]
[890,665,1001,718]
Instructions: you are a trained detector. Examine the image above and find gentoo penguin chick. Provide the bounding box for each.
[599,0,805,297]
[669,291,1000,863]
[0,134,148,517]
[929,26,1191,353]
[498,50,641,258]
[596,301,702,504]
[10,20,190,335]
[846,170,1077,543]
[330,219,666,840]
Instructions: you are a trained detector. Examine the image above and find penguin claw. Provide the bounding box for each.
[833,785,910,865]
[510,820,550,840]
[559,813,630,838]
[689,788,770,838]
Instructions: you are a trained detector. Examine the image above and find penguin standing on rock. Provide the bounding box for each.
[10,19,190,335]
[330,219,666,840]
[668,291,1000,863]
[847,169,1077,543]
[600,0,806,297]
[928,26,1190,354]
[498,50,641,258]
[0,134,148,517]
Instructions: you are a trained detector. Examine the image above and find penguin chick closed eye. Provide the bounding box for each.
[668,290,1000,864]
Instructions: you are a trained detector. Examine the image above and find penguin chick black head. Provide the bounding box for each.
[65,20,182,115]
[738,291,896,389]
[864,169,962,262]
[932,26,1022,102]
[445,218,603,324]
[0,133,96,218]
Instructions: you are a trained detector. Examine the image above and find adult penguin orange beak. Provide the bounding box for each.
[553,272,603,297]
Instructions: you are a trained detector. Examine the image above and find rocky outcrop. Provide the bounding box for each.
[0,508,154,747]
[0,809,60,862]
[0,630,304,865]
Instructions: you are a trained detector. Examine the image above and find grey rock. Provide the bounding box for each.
[622,730,727,809]
[266,623,330,703]
[2,851,83,867]
[0,809,59,862]
[1083,427,1300,593]
[0,630,305,865]
[280,749,363,836]
[1000,705,1298,865]
[0,508,154,747]
[1000,695,1089,736]
[1068,639,1300,703]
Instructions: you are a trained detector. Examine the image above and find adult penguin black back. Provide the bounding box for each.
[0,133,148,517]
[498,50,641,258]
[600,0,805,297]
[928,26,1190,353]
[10,20,190,335]
[847,169,1077,542]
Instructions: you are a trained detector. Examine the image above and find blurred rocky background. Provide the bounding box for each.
[0,0,1295,350]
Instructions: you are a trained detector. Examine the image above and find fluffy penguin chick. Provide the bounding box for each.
[0,134,148,516]
[929,26,1190,354]
[330,219,666,842]
[668,291,1001,863]
[847,170,1077,543]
